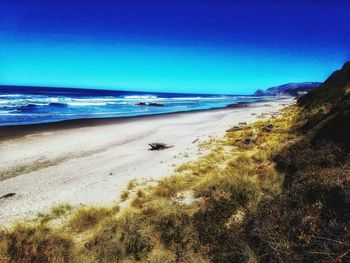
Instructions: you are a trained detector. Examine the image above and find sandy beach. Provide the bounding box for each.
[0,98,293,225]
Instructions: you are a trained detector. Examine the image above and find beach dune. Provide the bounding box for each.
[0,99,293,225]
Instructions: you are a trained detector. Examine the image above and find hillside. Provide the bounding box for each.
[254,82,321,97]
[299,62,350,109]
[247,62,350,261]
[297,61,350,153]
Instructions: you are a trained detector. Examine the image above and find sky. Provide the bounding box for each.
[0,0,349,94]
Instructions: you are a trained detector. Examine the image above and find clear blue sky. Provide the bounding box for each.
[0,0,349,94]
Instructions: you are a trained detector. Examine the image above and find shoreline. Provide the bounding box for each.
[0,98,294,225]
[0,97,285,140]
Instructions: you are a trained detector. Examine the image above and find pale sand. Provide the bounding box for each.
[0,98,294,225]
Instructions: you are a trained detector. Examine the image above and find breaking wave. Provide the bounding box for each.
[0,88,263,126]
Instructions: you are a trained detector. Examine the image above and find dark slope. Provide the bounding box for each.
[298,62,350,150]
[298,62,350,109]
[243,62,350,262]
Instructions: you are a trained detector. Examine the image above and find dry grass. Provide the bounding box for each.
[127,180,137,190]
[120,190,130,201]
[68,206,117,233]
[0,222,73,263]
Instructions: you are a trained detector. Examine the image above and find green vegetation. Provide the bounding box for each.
[1,62,350,262]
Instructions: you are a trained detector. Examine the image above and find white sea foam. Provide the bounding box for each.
[168,96,231,101]
[0,91,259,126]
[67,101,109,106]
[122,95,158,99]
[0,110,18,114]
[0,100,12,104]
[0,94,237,109]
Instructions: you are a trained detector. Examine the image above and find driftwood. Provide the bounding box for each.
[226,126,242,132]
[192,138,199,144]
[0,193,16,199]
[148,143,174,151]
[242,138,252,144]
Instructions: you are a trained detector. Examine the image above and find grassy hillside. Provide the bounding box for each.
[1,62,350,262]
[298,62,350,110]
[298,61,350,150]
[242,62,350,262]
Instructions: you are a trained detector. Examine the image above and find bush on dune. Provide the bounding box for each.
[146,247,176,263]
[0,223,72,263]
[68,206,116,233]
[80,208,154,262]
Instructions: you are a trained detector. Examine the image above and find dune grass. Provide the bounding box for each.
[68,206,117,233]
[0,106,303,262]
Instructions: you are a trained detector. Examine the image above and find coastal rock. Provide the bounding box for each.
[227,103,248,108]
[262,124,273,132]
[148,143,174,151]
[149,102,164,107]
[254,89,266,96]
[136,102,164,107]
[49,102,66,108]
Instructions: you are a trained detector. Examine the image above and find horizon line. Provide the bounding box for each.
[0,81,321,96]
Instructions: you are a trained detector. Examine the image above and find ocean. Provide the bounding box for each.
[0,86,272,126]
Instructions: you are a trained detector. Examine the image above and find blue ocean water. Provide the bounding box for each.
[0,86,269,126]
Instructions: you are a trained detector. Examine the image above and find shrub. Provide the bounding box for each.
[0,223,72,263]
[82,209,154,262]
[147,247,176,263]
[120,190,130,201]
[68,207,113,233]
